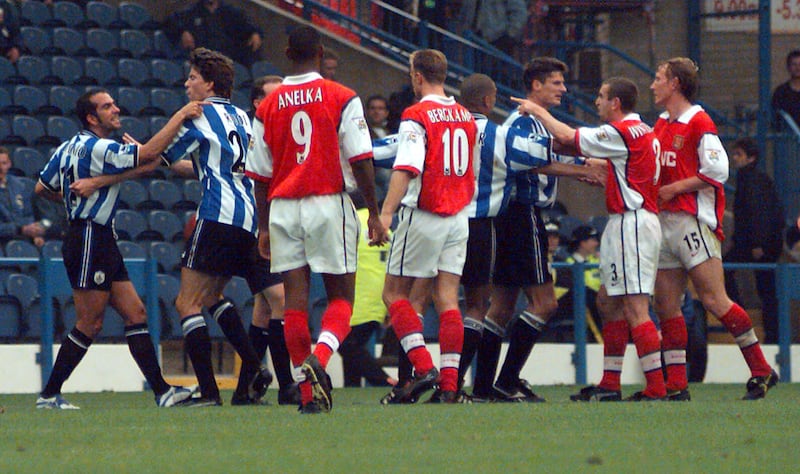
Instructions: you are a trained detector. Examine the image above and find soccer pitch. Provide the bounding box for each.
[2,384,799,473]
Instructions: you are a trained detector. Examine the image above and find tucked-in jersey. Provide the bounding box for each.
[246,72,373,199]
[504,111,583,208]
[394,95,477,216]
[653,105,728,239]
[576,113,659,215]
[39,130,138,226]
[162,97,257,234]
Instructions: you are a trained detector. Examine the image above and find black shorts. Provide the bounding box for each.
[63,220,129,291]
[182,219,282,294]
[492,201,551,287]
[461,217,495,288]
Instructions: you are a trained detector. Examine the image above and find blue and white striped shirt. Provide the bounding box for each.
[162,97,257,234]
[372,113,553,218]
[504,111,582,208]
[39,130,139,226]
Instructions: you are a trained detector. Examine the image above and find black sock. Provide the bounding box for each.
[249,324,270,362]
[267,319,293,390]
[211,299,261,370]
[394,326,413,384]
[41,327,92,398]
[125,324,169,396]
[495,312,546,388]
[473,318,504,398]
[182,314,219,400]
[458,318,484,389]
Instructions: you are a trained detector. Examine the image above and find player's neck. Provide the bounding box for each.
[789,77,800,90]
[419,83,446,99]
[89,125,111,139]
[291,60,319,76]
[665,96,692,121]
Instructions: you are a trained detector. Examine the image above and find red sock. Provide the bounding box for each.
[660,316,688,391]
[719,304,771,377]
[389,299,434,374]
[284,309,311,368]
[314,299,352,368]
[631,320,666,398]
[299,380,313,404]
[438,309,463,392]
[598,320,628,391]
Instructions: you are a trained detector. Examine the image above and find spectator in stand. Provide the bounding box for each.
[366,95,390,139]
[320,48,339,81]
[724,137,784,344]
[0,2,21,64]
[248,75,283,121]
[163,0,263,67]
[772,50,800,130]
[0,147,46,248]
[476,0,527,59]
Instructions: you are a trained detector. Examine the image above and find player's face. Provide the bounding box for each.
[730,147,753,169]
[547,233,560,253]
[89,92,121,133]
[0,153,10,180]
[531,72,566,108]
[789,57,800,80]
[595,84,613,121]
[321,58,338,80]
[367,99,389,126]
[650,66,675,107]
[410,67,423,99]
[185,67,214,101]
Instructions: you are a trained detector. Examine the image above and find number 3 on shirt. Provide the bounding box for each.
[442,128,469,177]
[292,111,312,164]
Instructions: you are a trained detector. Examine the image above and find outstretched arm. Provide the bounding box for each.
[352,158,389,246]
[512,96,577,145]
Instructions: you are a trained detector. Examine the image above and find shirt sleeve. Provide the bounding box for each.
[99,140,138,174]
[371,134,398,168]
[576,124,626,159]
[392,119,426,176]
[504,126,552,171]
[697,132,729,185]
[339,96,374,163]
[244,116,273,182]
[162,123,200,166]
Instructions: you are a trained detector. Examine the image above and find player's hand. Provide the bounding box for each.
[658,185,677,206]
[69,177,103,197]
[258,231,271,260]
[582,158,607,186]
[511,96,544,117]
[368,213,389,246]
[122,133,142,146]
[178,101,208,121]
[248,33,262,51]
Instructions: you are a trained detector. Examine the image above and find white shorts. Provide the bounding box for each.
[269,193,359,274]
[600,209,661,296]
[386,206,469,278]
[658,211,721,271]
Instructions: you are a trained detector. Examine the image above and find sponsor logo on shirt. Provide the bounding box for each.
[673,135,684,150]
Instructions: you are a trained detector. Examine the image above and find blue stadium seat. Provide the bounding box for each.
[83,57,116,86]
[148,88,184,116]
[224,276,253,310]
[156,273,182,338]
[53,1,87,28]
[21,26,59,56]
[0,87,11,113]
[119,29,153,58]
[119,115,149,142]
[153,30,182,60]
[11,147,47,178]
[148,115,168,137]
[119,2,158,30]
[116,86,148,116]
[117,58,150,87]
[0,116,10,141]
[557,215,585,241]
[97,307,127,339]
[41,239,63,259]
[85,28,125,58]
[49,85,81,116]
[52,27,87,57]
[251,60,283,80]
[51,56,83,86]
[0,294,22,338]
[150,59,184,88]
[233,62,252,89]
[118,179,148,210]
[21,1,56,27]
[5,239,40,274]
[46,115,80,143]
[0,57,18,84]
[182,180,202,207]
[13,85,48,115]
[114,209,147,241]
[147,209,183,242]
[86,1,124,29]
[5,273,39,335]
[117,239,147,259]
[231,89,249,111]
[10,115,47,147]
[148,179,182,210]
[16,56,50,85]
[149,240,181,274]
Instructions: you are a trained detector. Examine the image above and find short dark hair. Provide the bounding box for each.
[733,136,759,164]
[287,26,322,64]
[250,75,282,103]
[0,146,10,158]
[322,48,339,61]
[76,88,109,129]
[410,49,447,85]
[366,95,388,108]
[189,48,234,99]
[603,77,638,113]
[522,57,568,93]
[658,57,699,102]
[787,49,800,68]
[459,73,495,110]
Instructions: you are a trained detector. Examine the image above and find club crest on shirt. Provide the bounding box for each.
[596,130,609,141]
[407,132,419,143]
[94,271,105,285]
[353,117,368,131]
[707,149,721,161]
[672,135,684,150]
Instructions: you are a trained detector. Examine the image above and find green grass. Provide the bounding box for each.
[1,384,799,473]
